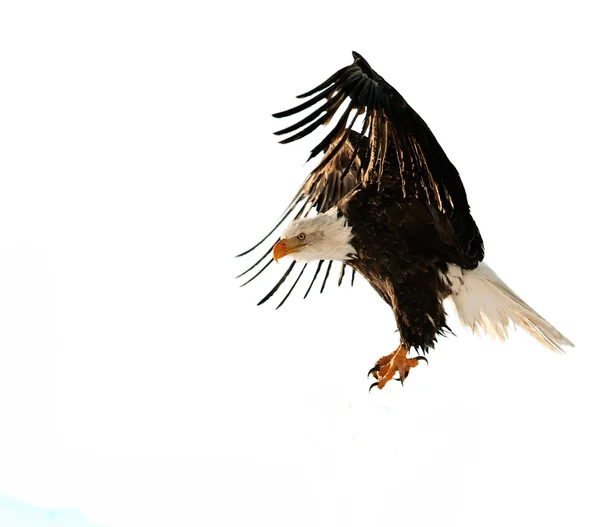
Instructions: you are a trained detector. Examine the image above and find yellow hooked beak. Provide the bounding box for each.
[273,238,302,262]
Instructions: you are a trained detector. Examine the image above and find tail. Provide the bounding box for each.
[445,262,573,352]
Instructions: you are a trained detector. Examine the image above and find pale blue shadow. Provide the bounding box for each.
[0,495,104,527]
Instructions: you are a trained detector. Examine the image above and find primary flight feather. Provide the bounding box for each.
[237,52,572,389]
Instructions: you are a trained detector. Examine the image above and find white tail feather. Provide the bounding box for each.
[444,262,573,352]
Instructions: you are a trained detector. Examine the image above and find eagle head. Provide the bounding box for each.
[273,207,357,263]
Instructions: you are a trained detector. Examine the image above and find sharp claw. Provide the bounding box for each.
[415,356,428,365]
[368,381,380,392]
[367,365,380,378]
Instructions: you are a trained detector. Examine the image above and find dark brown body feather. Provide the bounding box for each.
[238,52,484,352]
[341,187,467,351]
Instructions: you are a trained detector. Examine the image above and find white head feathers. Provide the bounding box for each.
[279,207,357,263]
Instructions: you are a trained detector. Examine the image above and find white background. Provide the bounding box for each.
[1,1,598,526]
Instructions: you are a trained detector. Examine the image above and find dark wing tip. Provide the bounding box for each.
[256,261,297,306]
[351,51,373,74]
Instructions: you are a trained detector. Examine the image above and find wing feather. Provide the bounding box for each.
[320,261,334,294]
[276,263,307,309]
[257,261,297,306]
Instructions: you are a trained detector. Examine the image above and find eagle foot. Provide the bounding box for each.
[368,346,427,391]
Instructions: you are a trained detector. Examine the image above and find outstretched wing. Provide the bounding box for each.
[272,51,484,267]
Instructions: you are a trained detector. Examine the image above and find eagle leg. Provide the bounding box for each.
[368,346,427,391]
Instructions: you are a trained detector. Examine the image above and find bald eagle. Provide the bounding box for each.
[237,52,572,390]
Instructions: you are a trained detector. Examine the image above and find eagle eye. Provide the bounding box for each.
[297,233,306,241]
